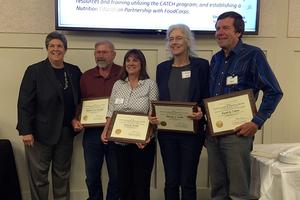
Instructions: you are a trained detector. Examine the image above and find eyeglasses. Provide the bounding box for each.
[95,50,113,55]
[167,36,185,43]
[48,44,64,49]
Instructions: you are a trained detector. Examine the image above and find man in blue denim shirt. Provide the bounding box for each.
[207,11,283,200]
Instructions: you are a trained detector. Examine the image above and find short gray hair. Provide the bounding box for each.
[45,31,68,50]
[166,24,198,58]
[94,40,115,51]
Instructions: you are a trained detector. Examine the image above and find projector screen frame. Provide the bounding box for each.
[55,0,260,35]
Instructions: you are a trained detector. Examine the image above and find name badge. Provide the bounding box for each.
[182,71,191,79]
[226,76,238,85]
[115,98,124,104]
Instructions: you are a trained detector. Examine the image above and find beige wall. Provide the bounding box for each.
[0,0,299,199]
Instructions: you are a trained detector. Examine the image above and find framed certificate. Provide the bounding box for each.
[204,89,257,136]
[107,112,151,143]
[80,97,109,127]
[151,101,198,133]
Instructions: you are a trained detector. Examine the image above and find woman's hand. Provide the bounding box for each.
[136,137,151,149]
[22,134,34,147]
[187,106,203,120]
[148,112,159,125]
[137,114,156,149]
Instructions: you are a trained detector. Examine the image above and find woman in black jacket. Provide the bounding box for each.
[152,24,209,200]
[17,31,82,200]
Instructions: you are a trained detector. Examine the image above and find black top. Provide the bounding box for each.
[53,68,75,127]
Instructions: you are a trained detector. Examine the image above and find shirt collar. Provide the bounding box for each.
[92,66,100,78]
[221,40,243,58]
[92,63,120,78]
[231,40,243,55]
[123,78,146,86]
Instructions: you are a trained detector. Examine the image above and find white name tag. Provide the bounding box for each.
[181,70,191,79]
[226,76,238,85]
[115,98,124,104]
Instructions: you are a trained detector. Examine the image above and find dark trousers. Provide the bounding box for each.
[83,128,119,200]
[158,132,205,200]
[116,139,156,200]
[25,127,74,200]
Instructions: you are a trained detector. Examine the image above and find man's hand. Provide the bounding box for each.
[101,117,111,144]
[101,131,108,144]
[235,122,258,136]
[71,118,84,132]
[22,134,34,147]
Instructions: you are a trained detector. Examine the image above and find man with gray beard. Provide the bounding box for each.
[72,40,121,200]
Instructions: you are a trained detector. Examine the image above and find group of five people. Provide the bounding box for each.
[17,11,283,200]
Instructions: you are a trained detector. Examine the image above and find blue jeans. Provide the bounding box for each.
[82,128,119,200]
[158,132,205,200]
[206,134,253,200]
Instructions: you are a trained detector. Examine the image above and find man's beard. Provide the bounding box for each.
[97,60,109,68]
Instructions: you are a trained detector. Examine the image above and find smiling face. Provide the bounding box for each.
[215,17,241,55]
[125,55,141,77]
[168,28,189,57]
[47,39,66,66]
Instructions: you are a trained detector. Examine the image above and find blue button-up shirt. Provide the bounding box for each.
[210,40,283,127]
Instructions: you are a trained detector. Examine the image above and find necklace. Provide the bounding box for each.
[52,65,69,90]
[63,71,69,90]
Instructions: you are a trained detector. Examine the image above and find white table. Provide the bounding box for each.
[250,143,300,200]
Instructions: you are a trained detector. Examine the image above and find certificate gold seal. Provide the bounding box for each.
[83,115,88,121]
[216,120,223,128]
[115,129,122,135]
[160,121,167,126]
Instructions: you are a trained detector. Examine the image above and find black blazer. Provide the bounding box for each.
[156,57,210,132]
[17,58,82,145]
